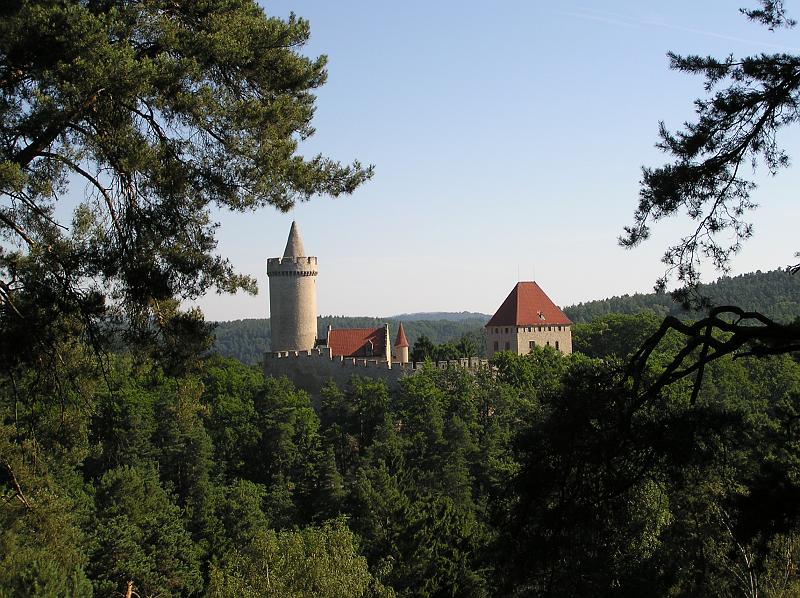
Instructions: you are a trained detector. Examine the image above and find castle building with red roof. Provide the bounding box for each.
[323,324,391,361]
[485,281,572,357]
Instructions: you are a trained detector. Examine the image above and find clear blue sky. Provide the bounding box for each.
[195,1,800,321]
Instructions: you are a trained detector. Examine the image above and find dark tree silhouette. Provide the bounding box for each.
[621,0,799,296]
[621,0,800,396]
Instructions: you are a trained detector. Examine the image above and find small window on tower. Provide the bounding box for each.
[555,340,560,351]
[493,341,499,351]
[529,340,536,349]
[505,341,510,350]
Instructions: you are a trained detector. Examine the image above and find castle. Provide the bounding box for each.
[484,281,573,357]
[263,222,570,394]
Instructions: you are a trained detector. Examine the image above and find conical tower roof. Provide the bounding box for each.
[283,221,306,257]
[394,322,409,348]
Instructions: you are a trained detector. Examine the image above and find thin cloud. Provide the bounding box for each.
[560,11,638,29]
[561,7,800,52]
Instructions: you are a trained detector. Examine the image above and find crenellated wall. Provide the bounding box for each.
[267,256,318,270]
[263,348,489,396]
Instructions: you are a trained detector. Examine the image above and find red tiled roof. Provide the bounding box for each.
[394,322,409,348]
[327,327,386,357]
[486,282,572,327]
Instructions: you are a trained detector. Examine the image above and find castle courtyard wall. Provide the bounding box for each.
[264,348,407,397]
[264,349,488,399]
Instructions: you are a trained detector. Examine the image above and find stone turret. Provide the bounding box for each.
[267,222,318,352]
[394,322,409,364]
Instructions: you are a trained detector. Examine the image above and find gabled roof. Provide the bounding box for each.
[394,323,409,348]
[327,327,386,357]
[283,221,306,258]
[486,281,572,327]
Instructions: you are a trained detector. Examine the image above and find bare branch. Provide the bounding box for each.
[11,90,104,168]
[0,210,34,246]
[38,151,123,237]
[2,460,31,510]
[0,280,24,318]
[3,189,67,233]
[627,306,800,406]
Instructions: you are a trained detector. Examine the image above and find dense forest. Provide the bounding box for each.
[3,1,800,596]
[564,268,800,323]
[5,313,800,596]
[212,316,489,365]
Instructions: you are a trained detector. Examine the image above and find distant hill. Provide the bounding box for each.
[212,268,799,364]
[211,315,487,366]
[388,311,490,322]
[564,268,800,324]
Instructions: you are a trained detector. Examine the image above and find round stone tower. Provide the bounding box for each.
[267,222,318,352]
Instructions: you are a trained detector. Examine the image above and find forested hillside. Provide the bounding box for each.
[389,311,490,322]
[5,1,800,595]
[7,314,800,596]
[564,267,800,323]
[212,316,488,364]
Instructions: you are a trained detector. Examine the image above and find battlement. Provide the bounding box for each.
[267,256,318,279]
[266,346,333,359]
[267,256,318,267]
[264,347,490,397]
[265,348,487,369]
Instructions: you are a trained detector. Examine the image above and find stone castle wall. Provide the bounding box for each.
[264,347,488,397]
[267,256,317,352]
[485,324,572,357]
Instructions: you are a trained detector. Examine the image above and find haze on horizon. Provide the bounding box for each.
[194,1,800,322]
